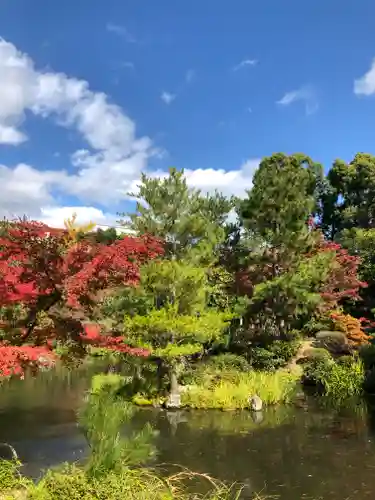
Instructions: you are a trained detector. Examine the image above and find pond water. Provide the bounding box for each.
[1,368,375,499]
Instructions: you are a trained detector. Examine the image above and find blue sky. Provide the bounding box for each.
[1,0,375,228]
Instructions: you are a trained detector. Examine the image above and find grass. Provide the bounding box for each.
[181,369,300,409]
[0,459,244,500]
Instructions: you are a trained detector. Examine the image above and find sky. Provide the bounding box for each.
[1,0,375,229]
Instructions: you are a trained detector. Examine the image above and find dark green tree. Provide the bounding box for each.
[323,153,375,238]
[118,167,235,264]
[240,153,323,249]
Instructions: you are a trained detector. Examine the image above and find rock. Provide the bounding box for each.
[0,442,18,460]
[164,392,181,409]
[249,394,263,412]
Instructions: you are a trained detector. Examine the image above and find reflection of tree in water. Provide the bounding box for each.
[140,405,375,500]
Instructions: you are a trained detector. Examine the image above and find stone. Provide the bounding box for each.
[0,442,18,460]
[164,392,181,409]
[249,394,263,412]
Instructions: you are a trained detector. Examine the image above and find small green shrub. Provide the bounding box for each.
[207,353,251,371]
[90,373,126,395]
[360,343,375,371]
[302,347,332,361]
[363,368,375,393]
[303,358,364,400]
[0,458,31,492]
[249,340,300,371]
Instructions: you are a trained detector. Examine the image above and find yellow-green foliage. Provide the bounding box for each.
[90,373,126,395]
[2,463,242,500]
[182,370,300,409]
[0,459,32,498]
[124,306,232,358]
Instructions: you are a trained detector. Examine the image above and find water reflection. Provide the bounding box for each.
[1,368,375,498]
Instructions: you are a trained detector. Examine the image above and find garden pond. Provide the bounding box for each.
[1,366,375,499]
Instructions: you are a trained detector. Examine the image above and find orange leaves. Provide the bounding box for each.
[330,311,371,348]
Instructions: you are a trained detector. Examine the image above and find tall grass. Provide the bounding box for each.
[78,385,156,478]
[182,369,300,409]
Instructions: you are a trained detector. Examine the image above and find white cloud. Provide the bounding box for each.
[185,158,260,197]
[0,38,258,228]
[0,37,153,213]
[39,206,117,229]
[354,59,375,95]
[0,125,27,145]
[106,23,136,43]
[233,59,257,71]
[143,159,260,199]
[277,85,318,115]
[160,91,176,105]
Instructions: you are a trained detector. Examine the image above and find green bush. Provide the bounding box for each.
[90,373,127,395]
[360,343,375,371]
[363,368,375,393]
[207,353,251,371]
[249,340,300,371]
[0,458,31,492]
[302,347,332,362]
[303,358,364,399]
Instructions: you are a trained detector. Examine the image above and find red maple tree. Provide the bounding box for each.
[0,219,163,377]
[313,237,367,310]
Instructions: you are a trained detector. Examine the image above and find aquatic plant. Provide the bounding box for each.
[181,369,300,409]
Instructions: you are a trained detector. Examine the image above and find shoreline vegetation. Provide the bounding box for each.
[3,154,375,496]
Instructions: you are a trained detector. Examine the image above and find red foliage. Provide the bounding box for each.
[0,219,162,377]
[0,344,55,377]
[80,324,149,357]
[314,237,367,310]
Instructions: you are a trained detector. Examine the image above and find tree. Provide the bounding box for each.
[234,154,365,340]
[240,153,323,249]
[323,153,375,238]
[0,219,162,377]
[123,259,232,397]
[119,167,235,264]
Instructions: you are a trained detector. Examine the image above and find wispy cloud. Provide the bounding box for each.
[106,23,136,43]
[233,59,257,71]
[354,59,375,95]
[277,85,318,115]
[120,61,135,70]
[185,69,195,83]
[161,91,176,105]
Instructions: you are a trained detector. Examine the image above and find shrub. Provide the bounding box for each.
[302,347,332,362]
[0,458,31,493]
[303,358,364,399]
[207,353,251,371]
[90,373,127,395]
[359,343,375,371]
[249,340,300,371]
